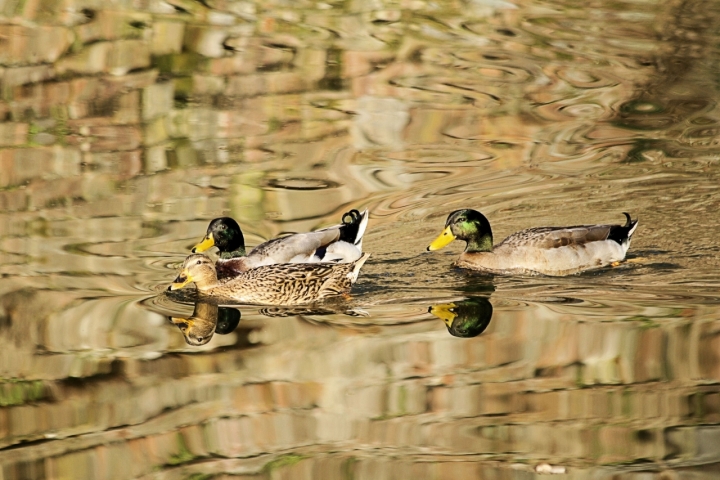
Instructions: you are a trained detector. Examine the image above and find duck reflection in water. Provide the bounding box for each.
[429,297,493,338]
[169,301,241,346]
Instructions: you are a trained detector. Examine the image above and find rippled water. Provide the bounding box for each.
[2,0,720,478]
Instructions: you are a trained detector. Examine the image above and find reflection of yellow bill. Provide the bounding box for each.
[170,317,194,330]
[192,232,215,253]
[170,269,193,290]
[427,226,456,251]
[429,302,457,328]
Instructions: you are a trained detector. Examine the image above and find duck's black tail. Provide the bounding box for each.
[607,212,639,244]
[338,209,369,248]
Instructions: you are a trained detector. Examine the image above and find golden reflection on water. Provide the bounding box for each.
[2,0,720,478]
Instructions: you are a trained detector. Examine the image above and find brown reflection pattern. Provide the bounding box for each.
[2,0,720,478]
[3,288,720,478]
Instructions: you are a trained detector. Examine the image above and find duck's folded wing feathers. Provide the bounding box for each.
[497,224,614,250]
[248,229,342,264]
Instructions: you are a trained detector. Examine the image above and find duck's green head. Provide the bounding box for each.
[427,209,493,253]
[192,217,246,256]
[429,297,493,338]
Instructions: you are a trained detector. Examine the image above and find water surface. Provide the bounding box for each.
[2,0,720,478]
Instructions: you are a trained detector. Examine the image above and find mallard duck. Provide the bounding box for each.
[169,253,370,305]
[192,209,369,280]
[429,297,493,338]
[427,209,638,276]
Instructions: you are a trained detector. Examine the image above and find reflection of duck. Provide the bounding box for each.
[428,209,638,276]
[170,253,370,305]
[170,301,241,345]
[258,305,368,318]
[192,209,369,279]
[215,307,241,334]
[429,297,493,338]
[170,302,217,346]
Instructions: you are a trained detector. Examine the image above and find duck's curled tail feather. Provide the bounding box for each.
[608,212,639,245]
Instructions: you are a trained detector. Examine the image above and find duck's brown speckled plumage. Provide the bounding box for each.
[170,253,370,305]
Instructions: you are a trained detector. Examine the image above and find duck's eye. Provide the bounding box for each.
[457,218,466,223]
[196,260,202,265]
[219,224,226,230]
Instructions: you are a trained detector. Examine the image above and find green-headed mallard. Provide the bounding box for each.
[169,253,370,305]
[427,209,638,276]
[192,209,369,280]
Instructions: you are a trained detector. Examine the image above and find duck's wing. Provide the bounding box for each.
[246,209,370,266]
[497,224,615,250]
[497,213,638,250]
[247,229,342,265]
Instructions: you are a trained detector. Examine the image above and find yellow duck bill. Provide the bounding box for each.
[192,233,215,253]
[427,226,456,251]
[428,302,458,328]
[170,271,193,290]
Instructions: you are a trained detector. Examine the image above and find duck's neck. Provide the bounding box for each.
[219,248,246,259]
[194,274,221,291]
[465,232,493,253]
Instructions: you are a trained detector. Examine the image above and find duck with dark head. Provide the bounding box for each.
[428,209,638,276]
[192,209,370,280]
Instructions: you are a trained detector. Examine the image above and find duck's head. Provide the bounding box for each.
[427,209,493,252]
[192,217,245,254]
[170,254,218,290]
[429,297,493,338]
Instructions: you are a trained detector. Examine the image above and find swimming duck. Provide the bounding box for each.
[427,209,638,276]
[169,253,370,305]
[192,209,369,279]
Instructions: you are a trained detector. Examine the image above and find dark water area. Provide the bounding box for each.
[2,0,720,478]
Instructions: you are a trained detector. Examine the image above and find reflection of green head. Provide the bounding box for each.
[429,296,493,338]
[427,209,493,253]
[215,307,241,334]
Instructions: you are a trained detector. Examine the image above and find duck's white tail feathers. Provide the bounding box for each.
[324,241,362,262]
[354,209,370,249]
[627,217,639,240]
[339,209,369,251]
[618,213,639,256]
[347,253,370,283]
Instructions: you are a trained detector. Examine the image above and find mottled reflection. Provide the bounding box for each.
[2,0,720,478]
